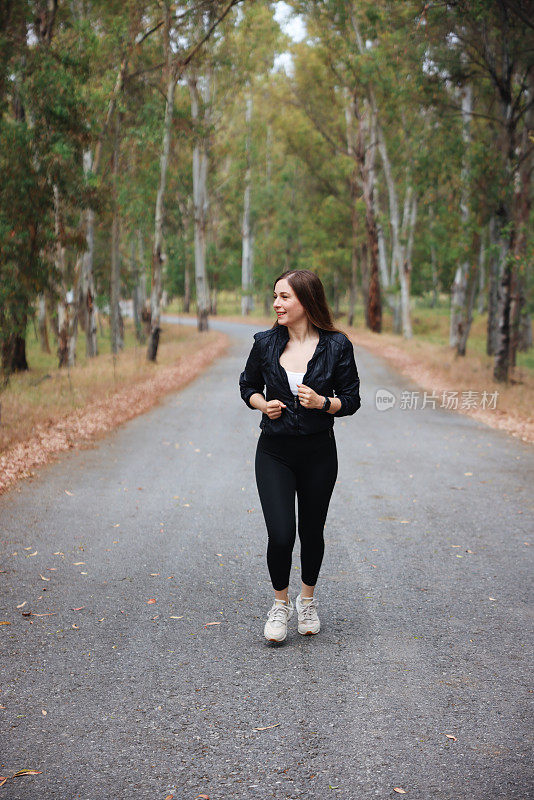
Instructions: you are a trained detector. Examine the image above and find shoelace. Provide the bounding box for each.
[299,598,318,620]
[268,603,291,625]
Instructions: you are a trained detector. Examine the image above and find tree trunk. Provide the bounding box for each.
[450,84,473,352]
[53,183,78,367]
[492,51,531,380]
[111,109,123,354]
[477,228,486,314]
[188,67,212,333]
[147,6,177,361]
[344,88,361,330]
[1,311,29,374]
[184,265,191,313]
[349,89,381,333]
[80,150,98,357]
[37,294,50,354]
[176,196,192,314]
[241,90,254,315]
[486,215,501,356]
[347,244,358,328]
[428,201,439,308]
[457,231,481,356]
[333,270,340,318]
[374,110,406,332]
[508,70,533,366]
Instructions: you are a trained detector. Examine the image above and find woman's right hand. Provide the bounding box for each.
[265,399,287,419]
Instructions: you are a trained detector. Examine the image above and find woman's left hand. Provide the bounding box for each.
[296,384,323,410]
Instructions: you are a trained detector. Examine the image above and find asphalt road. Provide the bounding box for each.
[1,317,533,800]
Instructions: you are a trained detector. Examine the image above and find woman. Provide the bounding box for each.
[239,269,361,643]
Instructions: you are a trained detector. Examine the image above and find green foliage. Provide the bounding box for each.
[0,0,531,369]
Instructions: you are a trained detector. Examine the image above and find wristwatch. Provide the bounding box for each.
[321,395,331,412]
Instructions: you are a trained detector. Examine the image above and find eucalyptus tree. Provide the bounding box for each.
[287,0,430,335]
[422,0,533,380]
[0,0,89,375]
[146,0,242,353]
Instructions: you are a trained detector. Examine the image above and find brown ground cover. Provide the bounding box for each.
[0,324,230,495]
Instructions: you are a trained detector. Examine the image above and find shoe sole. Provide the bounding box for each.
[265,630,287,642]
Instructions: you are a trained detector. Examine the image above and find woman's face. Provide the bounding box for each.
[273,278,305,326]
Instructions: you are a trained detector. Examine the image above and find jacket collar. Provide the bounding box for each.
[275,322,328,353]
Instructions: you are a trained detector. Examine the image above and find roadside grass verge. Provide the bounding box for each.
[0,318,230,493]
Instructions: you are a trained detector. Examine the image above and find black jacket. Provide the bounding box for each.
[239,323,361,436]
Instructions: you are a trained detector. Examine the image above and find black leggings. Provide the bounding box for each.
[254,428,338,591]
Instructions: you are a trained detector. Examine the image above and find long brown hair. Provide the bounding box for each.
[270,269,344,334]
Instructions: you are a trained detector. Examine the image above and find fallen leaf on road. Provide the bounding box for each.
[113,523,120,527]
[150,573,160,576]
[170,616,184,619]
[0,769,43,785]
[489,597,497,601]
[203,622,221,627]
[39,574,50,581]
[147,599,157,604]
[42,709,47,716]
[73,562,85,566]
[195,795,210,799]
[0,621,11,626]
[28,551,38,556]
[65,490,73,495]
[252,723,280,731]
[393,789,407,794]
[444,734,457,741]
[12,769,43,777]
[72,607,85,611]
[72,624,79,629]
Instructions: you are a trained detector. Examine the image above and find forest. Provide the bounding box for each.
[0,0,532,386]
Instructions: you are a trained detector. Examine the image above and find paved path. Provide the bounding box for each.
[1,318,532,799]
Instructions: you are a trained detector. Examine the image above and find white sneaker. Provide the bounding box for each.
[264,597,294,642]
[295,593,320,635]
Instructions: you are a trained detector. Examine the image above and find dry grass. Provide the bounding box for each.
[0,322,215,451]
[0,321,230,494]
